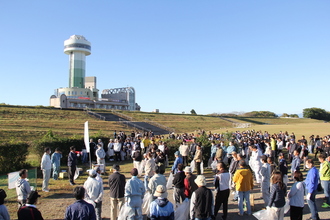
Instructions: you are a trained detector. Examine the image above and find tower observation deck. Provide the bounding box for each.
[64,35,91,88]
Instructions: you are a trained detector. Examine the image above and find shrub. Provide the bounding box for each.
[0,143,30,174]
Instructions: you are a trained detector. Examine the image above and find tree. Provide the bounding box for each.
[303,107,329,120]
[289,114,299,118]
[190,109,197,115]
[281,113,290,117]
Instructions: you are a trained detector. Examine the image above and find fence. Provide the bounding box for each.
[0,168,37,199]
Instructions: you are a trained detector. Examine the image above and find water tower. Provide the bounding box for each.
[64,35,91,88]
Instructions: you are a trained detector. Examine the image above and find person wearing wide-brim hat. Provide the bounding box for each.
[149,185,174,220]
[190,175,214,220]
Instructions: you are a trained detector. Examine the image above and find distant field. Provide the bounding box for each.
[215,122,330,138]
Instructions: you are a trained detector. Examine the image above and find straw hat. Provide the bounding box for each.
[154,185,168,198]
[194,175,206,186]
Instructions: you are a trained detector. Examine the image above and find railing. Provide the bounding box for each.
[110,110,133,121]
[86,110,106,121]
[118,118,151,132]
[144,118,175,133]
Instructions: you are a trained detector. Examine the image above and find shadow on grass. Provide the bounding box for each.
[43,192,73,199]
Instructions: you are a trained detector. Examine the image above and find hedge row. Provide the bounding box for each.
[0,143,30,174]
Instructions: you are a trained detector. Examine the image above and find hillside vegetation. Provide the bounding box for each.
[0,105,127,143]
[0,105,326,144]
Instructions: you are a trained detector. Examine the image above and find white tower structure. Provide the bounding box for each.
[64,35,91,88]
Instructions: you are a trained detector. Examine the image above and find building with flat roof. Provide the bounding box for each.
[50,35,140,111]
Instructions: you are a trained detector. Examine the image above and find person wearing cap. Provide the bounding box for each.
[18,191,43,220]
[96,144,106,174]
[15,169,31,207]
[94,166,102,184]
[125,168,145,220]
[214,162,230,220]
[84,169,103,220]
[65,186,96,220]
[184,166,198,199]
[232,160,254,216]
[108,164,126,220]
[41,147,51,192]
[51,148,62,180]
[148,167,167,196]
[68,146,77,186]
[149,185,174,220]
[171,151,183,174]
[190,175,214,220]
[0,189,10,220]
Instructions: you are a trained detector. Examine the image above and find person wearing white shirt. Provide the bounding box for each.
[41,147,51,192]
[84,169,103,220]
[214,162,230,220]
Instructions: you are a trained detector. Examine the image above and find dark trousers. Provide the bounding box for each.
[182,156,188,167]
[196,162,201,175]
[68,166,76,184]
[214,188,230,220]
[290,206,303,220]
[115,151,121,161]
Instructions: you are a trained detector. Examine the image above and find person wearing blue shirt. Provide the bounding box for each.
[226,142,236,165]
[149,185,174,220]
[290,150,301,180]
[210,141,217,160]
[51,148,62,180]
[171,151,183,174]
[305,159,320,220]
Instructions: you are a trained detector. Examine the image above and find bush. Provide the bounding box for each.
[0,143,30,174]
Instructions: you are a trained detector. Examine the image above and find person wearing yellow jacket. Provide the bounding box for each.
[318,154,330,208]
[233,160,254,216]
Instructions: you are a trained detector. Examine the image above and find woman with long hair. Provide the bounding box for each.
[268,171,287,220]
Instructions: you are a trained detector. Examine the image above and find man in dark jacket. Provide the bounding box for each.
[65,186,96,220]
[172,163,186,206]
[108,164,126,220]
[190,175,214,220]
[18,191,43,220]
[68,146,77,185]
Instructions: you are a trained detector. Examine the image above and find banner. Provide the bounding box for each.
[8,171,19,189]
[84,121,90,153]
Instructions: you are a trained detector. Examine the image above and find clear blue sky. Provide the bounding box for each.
[1,1,329,115]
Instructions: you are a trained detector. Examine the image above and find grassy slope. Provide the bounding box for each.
[0,105,129,143]
[1,106,327,143]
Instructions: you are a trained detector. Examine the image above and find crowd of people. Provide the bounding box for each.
[0,129,329,220]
